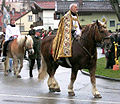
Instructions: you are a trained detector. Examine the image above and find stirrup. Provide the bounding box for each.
[2,57,6,62]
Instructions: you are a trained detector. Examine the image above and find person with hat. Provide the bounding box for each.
[28,30,41,77]
[24,24,36,60]
[28,24,35,38]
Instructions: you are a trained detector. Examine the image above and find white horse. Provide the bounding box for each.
[4,35,34,78]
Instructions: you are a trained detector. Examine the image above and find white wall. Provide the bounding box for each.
[43,10,55,30]
[54,20,60,29]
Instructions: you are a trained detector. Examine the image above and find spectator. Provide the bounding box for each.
[28,25,35,38]
[28,31,41,77]
[48,26,53,36]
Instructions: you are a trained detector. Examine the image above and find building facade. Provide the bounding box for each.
[15,11,35,35]
[56,0,120,31]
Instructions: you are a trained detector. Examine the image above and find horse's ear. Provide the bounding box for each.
[96,20,99,26]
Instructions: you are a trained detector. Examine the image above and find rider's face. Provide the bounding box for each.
[10,19,15,25]
[71,5,78,13]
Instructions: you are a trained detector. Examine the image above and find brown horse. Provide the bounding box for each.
[38,20,109,98]
[4,35,34,78]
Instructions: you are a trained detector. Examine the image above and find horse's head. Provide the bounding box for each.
[94,20,110,43]
[17,35,34,54]
[25,35,34,55]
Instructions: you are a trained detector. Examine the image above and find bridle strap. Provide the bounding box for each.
[77,40,95,59]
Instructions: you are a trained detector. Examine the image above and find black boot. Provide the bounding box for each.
[29,69,33,78]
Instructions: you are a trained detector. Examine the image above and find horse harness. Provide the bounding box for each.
[77,38,96,60]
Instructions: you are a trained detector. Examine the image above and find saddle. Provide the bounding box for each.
[6,37,15,51]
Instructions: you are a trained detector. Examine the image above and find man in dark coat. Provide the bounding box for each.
[28,31,41,77]
[105,34,118,69]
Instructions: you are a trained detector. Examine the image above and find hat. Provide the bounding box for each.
[30,25,34,28]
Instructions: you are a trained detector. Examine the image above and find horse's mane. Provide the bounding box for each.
[81,23,96,37]
[17,35,33,47]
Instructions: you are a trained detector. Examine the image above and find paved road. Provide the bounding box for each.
[0,48,120,104]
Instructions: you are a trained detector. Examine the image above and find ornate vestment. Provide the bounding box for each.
[52,11,80,61]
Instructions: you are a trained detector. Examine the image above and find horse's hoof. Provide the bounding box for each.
[94,94,102,98]
[7,69,12,73]
[4,73,8,76]
[17,75,21,78]
[55,88,61,92]
[68,92,75,96]
[49,88,55,92]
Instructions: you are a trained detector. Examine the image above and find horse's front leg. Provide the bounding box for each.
[89,66,102,98]
[13,58,21,78]
[4,57,9,76]
[13,59,17,75]
[16,58,23,78]
[68,69,78,96]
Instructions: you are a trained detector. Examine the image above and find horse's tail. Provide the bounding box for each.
[38,53,48,80]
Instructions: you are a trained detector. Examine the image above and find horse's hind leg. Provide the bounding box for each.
[89,67,102,98]
[38,54,60,92]
[4,57,9,76]
[68,69,78,96]
[43,59,60,92]
[47,68,60,92]
[47,65,60,92]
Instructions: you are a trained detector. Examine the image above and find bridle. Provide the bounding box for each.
[23,36,33,53]
[76,23,100,59]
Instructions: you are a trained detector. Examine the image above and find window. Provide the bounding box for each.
[19,26,24,32]
[110,20,115,27]
[54,12,60,20]
[28,15,33,22]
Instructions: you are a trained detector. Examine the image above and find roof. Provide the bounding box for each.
[34,1,55,10]
[15,10,31,21]
[57,1,114,12]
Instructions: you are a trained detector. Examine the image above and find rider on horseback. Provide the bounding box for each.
[2,18,21,62]
[52,3,82,62]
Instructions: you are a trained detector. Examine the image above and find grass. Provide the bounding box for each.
[83,57,120,79]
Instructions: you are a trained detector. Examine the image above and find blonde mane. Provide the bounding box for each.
[17,35,33,47]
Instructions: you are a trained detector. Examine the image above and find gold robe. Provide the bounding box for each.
[52,10,80,61]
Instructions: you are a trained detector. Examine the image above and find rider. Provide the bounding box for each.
[52,3,82,61]
[2,18,21,62]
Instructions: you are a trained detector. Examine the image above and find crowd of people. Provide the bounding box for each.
[25,25,54,77]
[0,18,54,77]
[104,29,120,69]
